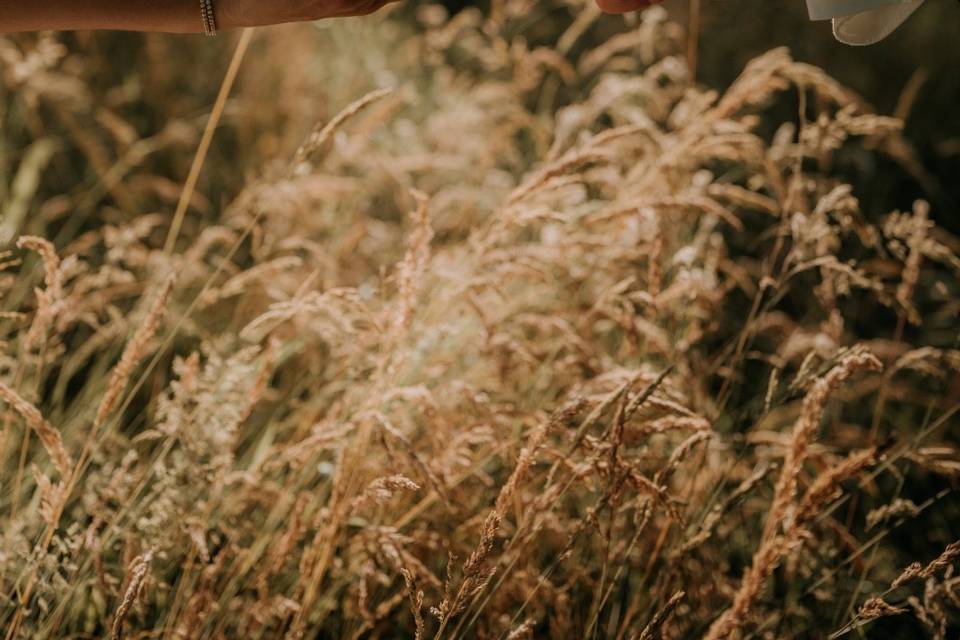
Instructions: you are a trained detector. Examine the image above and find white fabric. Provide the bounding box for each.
[832,0,925,45]
[804,0,925,46]
[806,0,903,20]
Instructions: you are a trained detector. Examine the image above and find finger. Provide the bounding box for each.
[594,0,656,14]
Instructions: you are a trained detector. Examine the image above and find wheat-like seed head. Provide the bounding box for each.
[95,273,176,427]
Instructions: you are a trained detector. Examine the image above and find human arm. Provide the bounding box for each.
[0,0,398,33]
[0,0,662,33]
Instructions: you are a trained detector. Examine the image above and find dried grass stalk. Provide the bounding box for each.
[505,618,536,640]
[17,235,63,350]
[95,273,176,427]
[432,510,502,636]
[895,200,930,318]
[111,551,154,640]
[495,401,583,517]
[921,540,960,579]
[293,87,394,166]
[637,590,685,640]
[866,498,920,530]
[0,381,72,478]
[706,350,882,640]
[764,349,882,541]
[858,597,906,621]
[892,562,923,590]
[794,447,876,525]
[401,567,426,640]
[351,475,420,514]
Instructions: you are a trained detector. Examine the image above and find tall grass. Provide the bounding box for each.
[0,3,958,638]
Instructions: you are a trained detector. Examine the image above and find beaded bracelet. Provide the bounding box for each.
[200,0,218,36]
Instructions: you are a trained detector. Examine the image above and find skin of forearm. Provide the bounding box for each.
[0,0,661,34]
[0,0,373,32]
[0,0,207,32]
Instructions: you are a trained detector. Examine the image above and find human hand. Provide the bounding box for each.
[217,0,400,28]
[593,0,663,14]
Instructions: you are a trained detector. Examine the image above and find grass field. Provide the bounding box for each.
[0,2,958,638]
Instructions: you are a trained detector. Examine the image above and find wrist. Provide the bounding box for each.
[200,0,217,34]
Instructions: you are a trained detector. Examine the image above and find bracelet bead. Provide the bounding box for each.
[200,0,217,36]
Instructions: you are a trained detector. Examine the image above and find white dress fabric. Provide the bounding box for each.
[805,0,926,46]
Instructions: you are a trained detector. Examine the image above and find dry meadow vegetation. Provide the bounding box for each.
[1,2,959,638]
